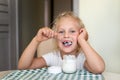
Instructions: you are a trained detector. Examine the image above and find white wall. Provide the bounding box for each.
[79,0,120,73]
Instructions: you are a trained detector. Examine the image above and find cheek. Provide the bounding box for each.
[57,34,62,41]
[73,34,79,41]
[56,40,62,47]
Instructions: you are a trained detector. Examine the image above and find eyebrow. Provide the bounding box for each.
[57,28,78,30]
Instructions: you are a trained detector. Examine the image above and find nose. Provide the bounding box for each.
[64,32,69,38]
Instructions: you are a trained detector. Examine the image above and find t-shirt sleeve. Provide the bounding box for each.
[42,51,62,67]
[42,52,53,66]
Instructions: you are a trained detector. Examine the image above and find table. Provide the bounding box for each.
[1,68,104,80]
[0,71,12,79]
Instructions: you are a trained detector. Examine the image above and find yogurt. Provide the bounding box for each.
[62,55,77,73]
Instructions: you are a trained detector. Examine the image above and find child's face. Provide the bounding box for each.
[56,17,80,55]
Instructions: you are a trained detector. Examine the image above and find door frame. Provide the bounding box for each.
[73,0,79,16]
[8,0,19,69]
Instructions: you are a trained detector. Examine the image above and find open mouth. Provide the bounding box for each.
[62,41,72,47]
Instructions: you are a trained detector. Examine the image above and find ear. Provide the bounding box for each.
[79,28,84,34]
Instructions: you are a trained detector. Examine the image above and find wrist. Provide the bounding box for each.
[33,36,41,45]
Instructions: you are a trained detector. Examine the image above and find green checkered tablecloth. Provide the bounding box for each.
[2,68,104,80]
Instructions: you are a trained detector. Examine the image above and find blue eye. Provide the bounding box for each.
[58,31,64,34]
[70,30,76,33]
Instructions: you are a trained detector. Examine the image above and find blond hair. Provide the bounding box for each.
[52,11,85,30]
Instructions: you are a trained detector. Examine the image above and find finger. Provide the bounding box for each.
[46,29,54,38]
[53,31,57,38]
[50,31,55,38]
[45,29,55,38]
[48,31,53,38]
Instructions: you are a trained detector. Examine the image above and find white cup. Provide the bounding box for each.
[62,55,77,73]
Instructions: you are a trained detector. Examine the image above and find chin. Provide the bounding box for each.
[62,50,75,55]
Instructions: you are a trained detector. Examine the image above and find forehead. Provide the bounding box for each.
[56,17,80,29]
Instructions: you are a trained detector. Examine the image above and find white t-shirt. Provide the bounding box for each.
[42,50,86,70]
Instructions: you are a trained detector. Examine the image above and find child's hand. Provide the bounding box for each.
[35,27,57,42]
[78,28,88,41]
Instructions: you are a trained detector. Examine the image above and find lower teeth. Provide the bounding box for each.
[64,42,72,46]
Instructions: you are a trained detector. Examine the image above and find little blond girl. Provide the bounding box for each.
[18,11,105,74]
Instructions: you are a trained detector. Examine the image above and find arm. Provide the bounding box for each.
[18,27,57,70]
[18,36,47,69]
[78,28,105,74]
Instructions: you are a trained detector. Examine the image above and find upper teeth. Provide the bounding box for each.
[63,41,72,46]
